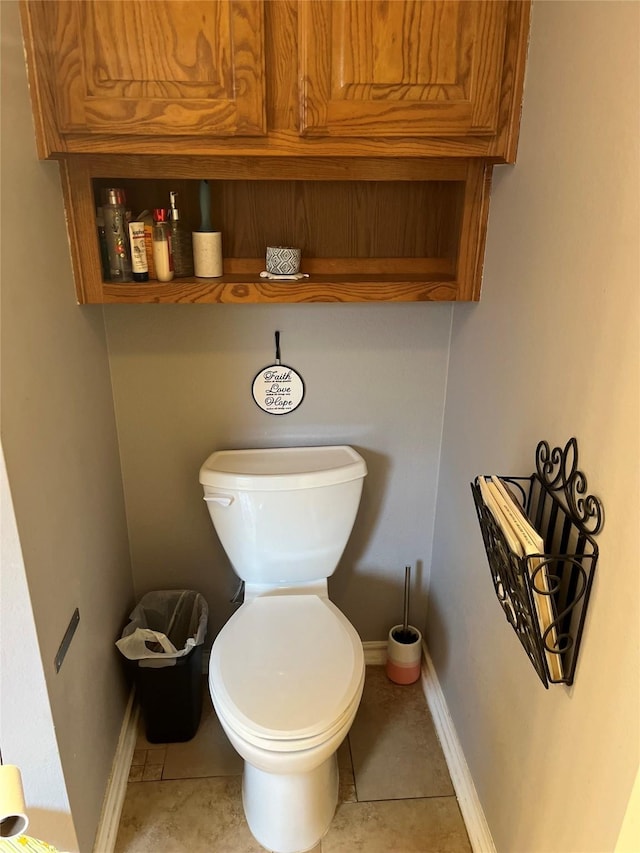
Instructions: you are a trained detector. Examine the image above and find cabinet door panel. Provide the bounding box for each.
[49,1,266,137]
[300,0,508,138]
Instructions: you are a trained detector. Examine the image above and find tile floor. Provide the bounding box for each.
[114,666,471,853]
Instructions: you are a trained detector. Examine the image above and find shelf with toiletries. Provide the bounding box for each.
[471,438,604,688]
[65,156,490,304]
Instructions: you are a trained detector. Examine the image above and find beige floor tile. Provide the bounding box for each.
[349,666,454,802]
[337,740,357,804]
[131,749,146,766]
[114,777,268,853]
[148,746,167,765]
[162,693,243,779]
[322,797,471,853]
[118,668,468,853]
[127,765,144,783]
[142,763,164,782]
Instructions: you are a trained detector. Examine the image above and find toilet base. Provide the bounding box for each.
[242,753,338,853]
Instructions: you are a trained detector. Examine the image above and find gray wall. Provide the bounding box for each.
[104,303,452,640]
[0,448,78,852]
[1,4,134,850]
[429,3,639,851]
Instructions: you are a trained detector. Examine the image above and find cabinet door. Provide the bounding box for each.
[43,1,266,138]
[299,0,509,138]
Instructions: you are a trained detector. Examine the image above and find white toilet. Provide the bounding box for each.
[199,445,367,853]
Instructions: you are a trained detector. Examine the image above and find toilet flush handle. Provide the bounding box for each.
[203,495,234,507]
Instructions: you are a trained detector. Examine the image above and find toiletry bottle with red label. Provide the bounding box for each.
[128,221,149,282]
[151,208,174,282]
[103,188,133,282]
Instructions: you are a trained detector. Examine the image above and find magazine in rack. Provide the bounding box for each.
[478,476,563,681]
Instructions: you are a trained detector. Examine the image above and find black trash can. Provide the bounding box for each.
[116,590,208,743]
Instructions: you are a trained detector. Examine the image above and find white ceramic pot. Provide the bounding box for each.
[385,624,422,685]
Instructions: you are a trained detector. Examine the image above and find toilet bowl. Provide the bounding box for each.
[199,445,368,853]
[209,591,364,852]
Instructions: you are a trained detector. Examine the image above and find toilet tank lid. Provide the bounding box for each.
[199,445,367,491]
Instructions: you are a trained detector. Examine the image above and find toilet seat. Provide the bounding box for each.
[209,594,364,752]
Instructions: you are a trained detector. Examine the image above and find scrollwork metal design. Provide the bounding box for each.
[529,557,589,657]
[535,438,604,535]
[472,482,549,685]
[472,438,603,688]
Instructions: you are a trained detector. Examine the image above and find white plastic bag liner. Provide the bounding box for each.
[116,590,208,668]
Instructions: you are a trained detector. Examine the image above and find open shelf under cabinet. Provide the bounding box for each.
[61,156,492,304]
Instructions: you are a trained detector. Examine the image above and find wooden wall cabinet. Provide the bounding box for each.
[300,2,511,144]
[22,0,529,162]
[20,0,530,304]
[23,0,266,149]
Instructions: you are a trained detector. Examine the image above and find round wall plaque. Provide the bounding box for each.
[251,332,305,415]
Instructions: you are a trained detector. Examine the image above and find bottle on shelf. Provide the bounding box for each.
[102,188,133,282]
[135,210,156,279]
[128,221,149,282]
[95,207,110,280]
[151,208,174,282]
[168,190,194,277]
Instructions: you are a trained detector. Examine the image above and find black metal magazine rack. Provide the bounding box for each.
[471,438,603,688]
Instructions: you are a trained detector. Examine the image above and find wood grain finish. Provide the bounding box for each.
[91,176,463,263]
[299,1,508,138]
[456,161,493,301]
[21,0,530,162]
[102,277,458,304]
[75,154,468,182]
[35,1,266,137]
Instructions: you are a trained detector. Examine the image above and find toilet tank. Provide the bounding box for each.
[199,446,367,585]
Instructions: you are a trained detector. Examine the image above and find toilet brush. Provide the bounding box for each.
[395,565,418,644]
[386,565,422,684]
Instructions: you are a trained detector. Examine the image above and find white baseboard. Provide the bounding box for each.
[362,640,387,665]
[420,644,496,853]
[92,689,139,853]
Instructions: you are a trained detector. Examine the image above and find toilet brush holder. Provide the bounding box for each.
[386,565,422,684]
[386,624,423,685]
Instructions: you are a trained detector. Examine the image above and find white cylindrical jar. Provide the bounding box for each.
[193,231,223,277]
